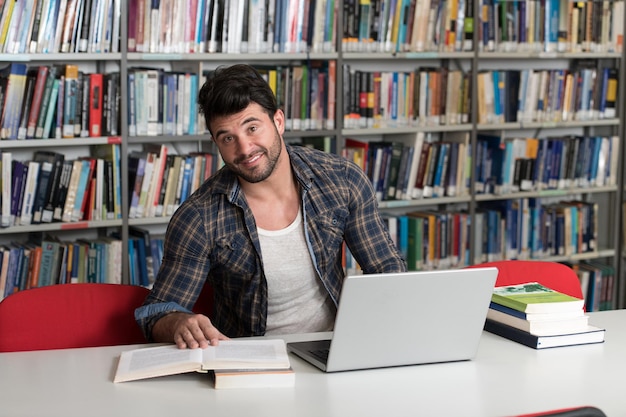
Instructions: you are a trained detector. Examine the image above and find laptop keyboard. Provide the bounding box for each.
[310,348,330,363]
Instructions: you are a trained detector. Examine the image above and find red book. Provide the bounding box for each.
[26,66,49,138]
[128,0,138,52]
[414,141,432,191]
[78,158,96,221]
[89,73,104,137]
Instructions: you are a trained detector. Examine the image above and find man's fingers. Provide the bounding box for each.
[172,313,225,348]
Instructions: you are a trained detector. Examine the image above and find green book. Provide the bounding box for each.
[492,282,584,314]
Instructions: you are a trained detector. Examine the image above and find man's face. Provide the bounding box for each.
[210,103,285,184]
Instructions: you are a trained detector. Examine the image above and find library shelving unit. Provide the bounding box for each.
[335,0,626,311]
[0,1,624,310]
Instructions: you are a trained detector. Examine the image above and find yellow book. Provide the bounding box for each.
[0,0,16,47]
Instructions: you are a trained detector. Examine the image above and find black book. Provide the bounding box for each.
[41,151,65,223]
[33,151,65,224]
[80,73,90,136]
[29,0,46,53]
[17,69,38,140]
[156,154,174,217]
[74,71,85,136]
[79,0,93,52]
[103,72,120,136]
[30,161,53,225]
[104,159,114,220]
[504,70,520,122]
[484,319,605,349]
[53,160,74,222]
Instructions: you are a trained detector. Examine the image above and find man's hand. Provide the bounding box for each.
[152,312,229,349]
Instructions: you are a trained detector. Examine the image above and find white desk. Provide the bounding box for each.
[1,310,624,417]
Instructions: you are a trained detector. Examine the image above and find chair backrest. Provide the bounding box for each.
[467,260,584,301]
[0,283,150,352]
[511,405,607,417]
[193,281,215,319]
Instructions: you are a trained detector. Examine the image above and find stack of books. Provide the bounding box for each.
[485,282,606,349]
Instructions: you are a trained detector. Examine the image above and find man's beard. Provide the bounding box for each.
[226,131,283,184]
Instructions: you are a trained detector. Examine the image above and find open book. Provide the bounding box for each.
[114,339,291,383]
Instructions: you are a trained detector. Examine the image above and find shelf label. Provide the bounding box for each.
[60,222,90,230]
[108,136,122,144]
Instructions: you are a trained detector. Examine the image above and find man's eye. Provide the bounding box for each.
[249,126,258,132]
[222,136,233,143]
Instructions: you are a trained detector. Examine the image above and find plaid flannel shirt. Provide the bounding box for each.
[135,145,406,340]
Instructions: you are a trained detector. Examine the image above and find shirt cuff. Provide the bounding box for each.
[134,302,193,321]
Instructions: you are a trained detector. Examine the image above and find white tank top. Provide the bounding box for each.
[257,210,335,335]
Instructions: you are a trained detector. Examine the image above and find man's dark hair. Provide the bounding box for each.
[197,64,278,135]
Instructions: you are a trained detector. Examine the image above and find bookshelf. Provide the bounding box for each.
[0,0,624,310]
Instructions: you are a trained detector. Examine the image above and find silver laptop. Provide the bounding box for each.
[287,267,498,372]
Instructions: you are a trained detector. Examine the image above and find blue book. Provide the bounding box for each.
[528,198,543,257]
[588,136,602,185]
[128,237,137,286]
[71,159,93,222]
[432,142,449,198]
[390,72,399,123]
[396,214,409,262]
[132,236,149,287]
[491,71,502,122]
[94,240,106,284]
[4,245,21,298]
[396,0,410,51]
[150,237,162,280]
[445,142,459,197]
[486,209,500,260]
[478,134,505,194]
[549,138,563,189]
[179,156,194,205]
[38,237,60,287]
[324,0,335,52]
[545,0,559,51]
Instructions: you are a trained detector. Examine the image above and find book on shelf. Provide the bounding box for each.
[88,72,104,136]
[114,339,292,384]
[24,65,49,138]
[492,282,585,314]
[0,62,28,140]
[16,68,37,140]
[210,367,295,389]
[71,158,95,222]
[30,151,63,224]
[1,152,12,227]
[484,319,605,349]
[19,160,41,226]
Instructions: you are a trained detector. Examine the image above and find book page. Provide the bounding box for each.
[114,345,203,383]
[127,346,201,371]
[201,339,291,370]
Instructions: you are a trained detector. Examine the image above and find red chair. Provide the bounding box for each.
[193,281,215,319]
[511,406,607,416]
[467,260,585,311]
[0,283,150,352]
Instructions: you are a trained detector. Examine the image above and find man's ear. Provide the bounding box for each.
[273,109,286,133]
